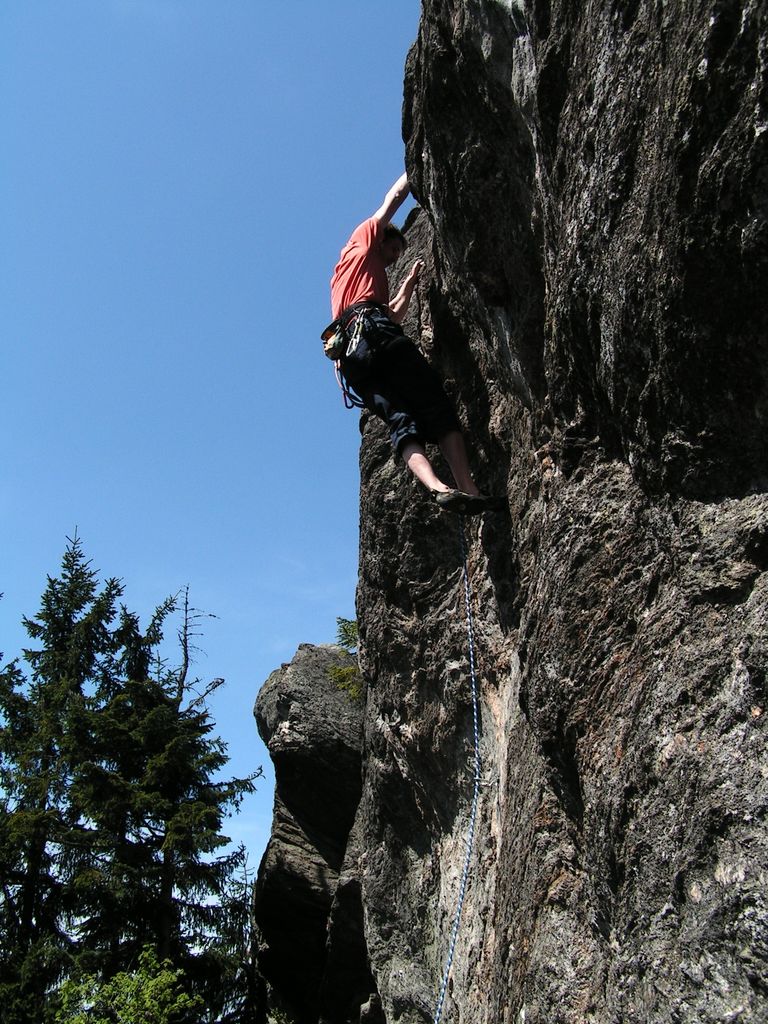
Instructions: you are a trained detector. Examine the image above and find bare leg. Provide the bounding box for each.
[438,431,480,495]
[401,441,452,493]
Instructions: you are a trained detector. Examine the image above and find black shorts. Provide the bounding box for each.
[340,307,460,455]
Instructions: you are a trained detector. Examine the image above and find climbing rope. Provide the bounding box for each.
[334,361,365,409]
[433,516,482,1024]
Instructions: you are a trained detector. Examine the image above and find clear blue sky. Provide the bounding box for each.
[1,1,420,863]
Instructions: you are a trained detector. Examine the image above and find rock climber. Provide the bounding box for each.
[330,172,497,515]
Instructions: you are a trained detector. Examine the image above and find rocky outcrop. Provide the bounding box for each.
[252,645,377,1024]
[254,1,767,1022]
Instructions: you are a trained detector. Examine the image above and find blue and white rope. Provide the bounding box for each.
[433,516,482,1024]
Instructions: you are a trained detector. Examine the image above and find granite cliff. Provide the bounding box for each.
[254,1,767,1021]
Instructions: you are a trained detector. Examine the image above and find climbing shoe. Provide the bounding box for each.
[431,489,502,516]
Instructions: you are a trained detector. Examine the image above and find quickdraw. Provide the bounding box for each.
[335,312,368,409]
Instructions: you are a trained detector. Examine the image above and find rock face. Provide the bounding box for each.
[253,2,767,1022]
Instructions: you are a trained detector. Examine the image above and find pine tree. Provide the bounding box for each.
[0,537,122,1022]
[335,616,358,653]
[0,538,261,1022]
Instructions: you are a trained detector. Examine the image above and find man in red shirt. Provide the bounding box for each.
[330,173,496,515]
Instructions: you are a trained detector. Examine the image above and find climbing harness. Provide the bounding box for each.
[433,516,482,1024]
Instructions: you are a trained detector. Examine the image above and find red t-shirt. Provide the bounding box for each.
[330,217,390,319]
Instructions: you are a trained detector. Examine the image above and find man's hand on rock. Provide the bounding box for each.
[408,259,425,281]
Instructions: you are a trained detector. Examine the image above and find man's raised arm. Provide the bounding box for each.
[373,172,410,225]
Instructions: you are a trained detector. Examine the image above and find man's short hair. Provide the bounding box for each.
[383,224,408,249]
